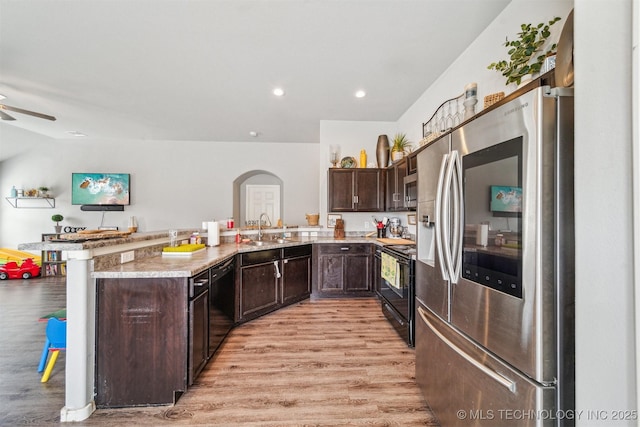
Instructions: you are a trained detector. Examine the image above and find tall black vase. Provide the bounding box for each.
[376,135,389,168]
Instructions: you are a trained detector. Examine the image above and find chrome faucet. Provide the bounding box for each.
[258,212,271,241]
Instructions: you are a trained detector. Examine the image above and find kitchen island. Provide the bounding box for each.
[18,230,384,421]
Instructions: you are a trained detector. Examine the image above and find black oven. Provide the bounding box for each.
[377,244,415,347]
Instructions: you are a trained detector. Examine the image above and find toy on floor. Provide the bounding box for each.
[0,258,41,280]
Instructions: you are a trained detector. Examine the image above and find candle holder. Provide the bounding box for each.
[329,145,340,168]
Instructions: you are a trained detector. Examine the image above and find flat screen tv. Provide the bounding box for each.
[490,185,521,213]
[71,173,130,206]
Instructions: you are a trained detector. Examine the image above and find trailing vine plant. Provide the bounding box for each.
[488,17,561,86]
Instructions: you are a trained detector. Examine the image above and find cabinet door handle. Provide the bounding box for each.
[340,247,350,251]
[273,260,281,278]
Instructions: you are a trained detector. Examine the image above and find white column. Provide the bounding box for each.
[59,250,96,422]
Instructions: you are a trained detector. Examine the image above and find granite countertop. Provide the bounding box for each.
[92,236,385,279]
[19,230,409,279]
[18,230,192,252]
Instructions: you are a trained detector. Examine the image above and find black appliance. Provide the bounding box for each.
[377,244,415,347]
[208,257,236,357]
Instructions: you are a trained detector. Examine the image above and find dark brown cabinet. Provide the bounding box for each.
[314,243,373,296]
[96,277,188,407]
[328,169,384,212]
[282,245,312,305]
[96,261,236,408]
[407,152,418,175]
[237,245,312,323]
[238,249,280,322]
[385,159,407,211]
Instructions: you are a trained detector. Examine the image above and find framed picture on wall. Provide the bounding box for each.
[327,214,341,228]
[407,213,417,225]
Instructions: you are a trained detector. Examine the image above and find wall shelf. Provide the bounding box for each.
[5,197,56,208]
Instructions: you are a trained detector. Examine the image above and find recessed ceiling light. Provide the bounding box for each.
[249,131,258,137]
[67,130,87,137]
[0,94,6,100]
[273,88,285,97]
[355,90,366,98]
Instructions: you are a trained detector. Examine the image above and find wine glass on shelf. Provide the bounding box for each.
[453,98,462,127]
[438,109,446,134]
[445,101,454,130]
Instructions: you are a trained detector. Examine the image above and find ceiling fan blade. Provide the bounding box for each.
[0,104,56,121]
[0,110,16,121]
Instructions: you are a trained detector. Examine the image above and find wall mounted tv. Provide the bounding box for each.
[490,185,521,216]
[72,173,130,207]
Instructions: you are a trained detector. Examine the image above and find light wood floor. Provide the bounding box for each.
[0,276,439,426]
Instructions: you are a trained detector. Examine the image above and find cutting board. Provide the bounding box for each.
[376,238,415,245]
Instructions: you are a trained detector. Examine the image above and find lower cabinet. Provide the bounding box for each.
[96,277,189,408]
[313,243,373,297]
[237,245,312,323]
[96,260,237,408]
[282,245,313,305]
[238,249,281,322]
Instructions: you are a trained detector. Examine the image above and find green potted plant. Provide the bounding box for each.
[38,186,50,198]
[51,214,64,233]
[391,133,411,162]
[488,16,561,86]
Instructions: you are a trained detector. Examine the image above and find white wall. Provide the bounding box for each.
[0,127,319,248]
[574,0,637,425]
[398,0,573,139]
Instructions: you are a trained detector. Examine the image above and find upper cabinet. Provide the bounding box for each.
[385,159,407,211]
[328,169,384,212]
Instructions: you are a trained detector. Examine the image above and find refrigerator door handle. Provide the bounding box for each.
[435,153,449,280]
[441,151,458,281]
[417,306,517,393]
[449,150,464,284]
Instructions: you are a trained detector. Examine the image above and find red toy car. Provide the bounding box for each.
[0,258,41,280]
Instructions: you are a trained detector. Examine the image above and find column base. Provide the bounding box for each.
[60,401,95,422]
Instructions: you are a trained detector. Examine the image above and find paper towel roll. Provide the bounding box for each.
[476,224,488,247]
[207,221,220,246]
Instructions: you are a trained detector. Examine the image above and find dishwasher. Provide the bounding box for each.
[208,257,236,357]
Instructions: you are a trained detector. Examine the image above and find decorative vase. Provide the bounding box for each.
[376,135,389,168]
[54,225,62,234]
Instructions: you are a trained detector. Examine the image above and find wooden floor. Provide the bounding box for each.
[0,276,439,426]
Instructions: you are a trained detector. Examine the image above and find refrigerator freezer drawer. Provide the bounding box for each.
[416,304,556,427]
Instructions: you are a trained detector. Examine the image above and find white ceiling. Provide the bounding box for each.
[0,0,511,145]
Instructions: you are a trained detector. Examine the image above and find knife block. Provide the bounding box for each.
[333,219,345,239]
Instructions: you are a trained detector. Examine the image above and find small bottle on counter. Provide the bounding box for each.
[235,229,241,244]
[495,233,504,247]
[360,149,367,168]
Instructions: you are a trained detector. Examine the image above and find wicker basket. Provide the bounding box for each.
[484,92,505,109]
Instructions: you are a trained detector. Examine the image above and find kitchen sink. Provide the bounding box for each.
[247,238,290,246]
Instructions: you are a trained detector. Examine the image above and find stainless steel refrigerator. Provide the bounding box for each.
[415,84,574,427]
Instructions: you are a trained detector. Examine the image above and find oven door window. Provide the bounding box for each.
[462,137,523,298]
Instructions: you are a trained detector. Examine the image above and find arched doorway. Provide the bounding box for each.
[233,170,283,227]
